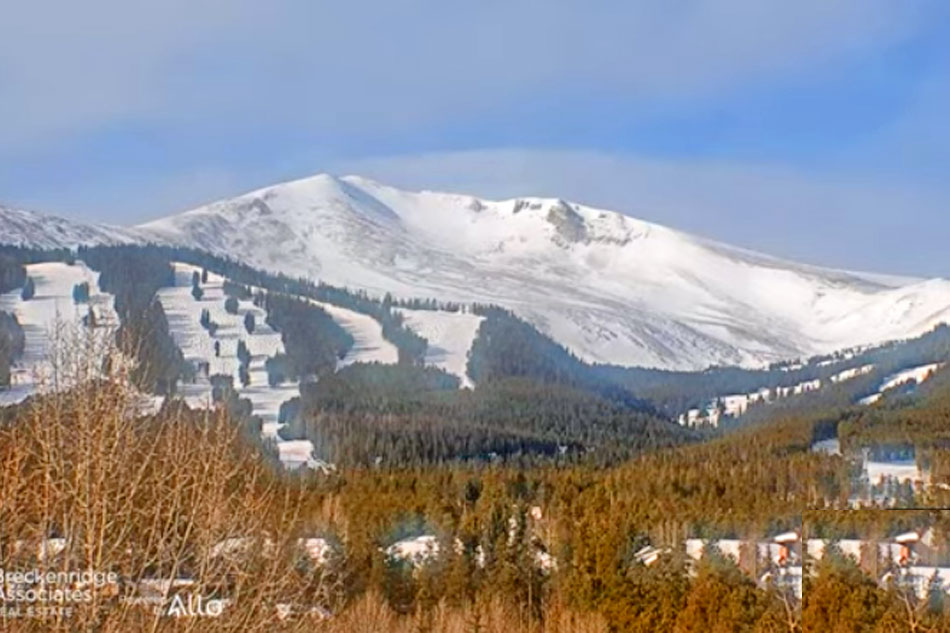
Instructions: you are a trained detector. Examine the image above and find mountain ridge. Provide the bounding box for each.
[3,173,950,370]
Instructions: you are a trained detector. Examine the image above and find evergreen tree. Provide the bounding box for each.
[72,281,90,303]
[20,277,35,301]
[236,340,252,367]
[0,311,26,387]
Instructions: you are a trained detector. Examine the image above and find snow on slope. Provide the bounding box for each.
[0,205,132,249]
[679,366,876,427]
[305,299,398,367]
[396,308,484,388]
[135,173,950,371]
[879,363,943,392]
[857,362,945,407]
[157,263,398,468]
[7,175,950,372]
[830,364,874,383]
[158,264,329,469]
[856,363,944,406]
[0,262,117,405]
[156,264,301,455]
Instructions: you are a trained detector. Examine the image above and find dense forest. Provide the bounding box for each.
[8,245,950,628]
[292,376,950,631]
[277,363,690,466]
[0,249,29,294]
[9,353,950,629]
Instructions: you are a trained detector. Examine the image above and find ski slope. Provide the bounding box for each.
[157,264,312,467]
[0,261,117,405]
[133,173,950,371]
[8,176,950,372]
[830,364,874,383]
[157,263,399,469]
[305,299,398,367]
[679,367,875,427]
[857,362,944,407]
[879,363,943,392]
[158,264,292,426]
[396,308,484,388]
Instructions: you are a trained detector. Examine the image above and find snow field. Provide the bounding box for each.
[679,366,875,427]
[830,364,874,383]
[135,173,950,372]
[158,263,401,470]
[0,261,117,405]
[158,264,309,467]
[396,308,484,388]
[303,298,398,367]
[879,363,943,393]
[858,362,944,406]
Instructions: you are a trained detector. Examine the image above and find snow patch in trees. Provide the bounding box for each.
[157,263,310,468]
[304,298,398,367]
[396,308,484,388]
[879,363,943,392]
[0,261,117,405]
[158,262,398,470]
[857,362,944,406]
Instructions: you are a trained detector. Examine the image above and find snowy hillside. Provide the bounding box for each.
[879,363,944,393]
[134,174,950,371]
[157,263,399,469]
[157,264,294,428]
[0,205,132,249]
[858,363,945,406]
[305,299,398,367]
[396,308,484,388]
[0,261,117,405]
[7,174,950,371]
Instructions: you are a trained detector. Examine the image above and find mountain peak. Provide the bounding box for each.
[122,175,950,370]
[4,174,949,371]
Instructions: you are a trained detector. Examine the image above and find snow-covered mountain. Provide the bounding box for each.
[6,175,950,370]
[0,205,133,249]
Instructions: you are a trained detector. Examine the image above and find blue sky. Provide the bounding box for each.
[2,1,949,276]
